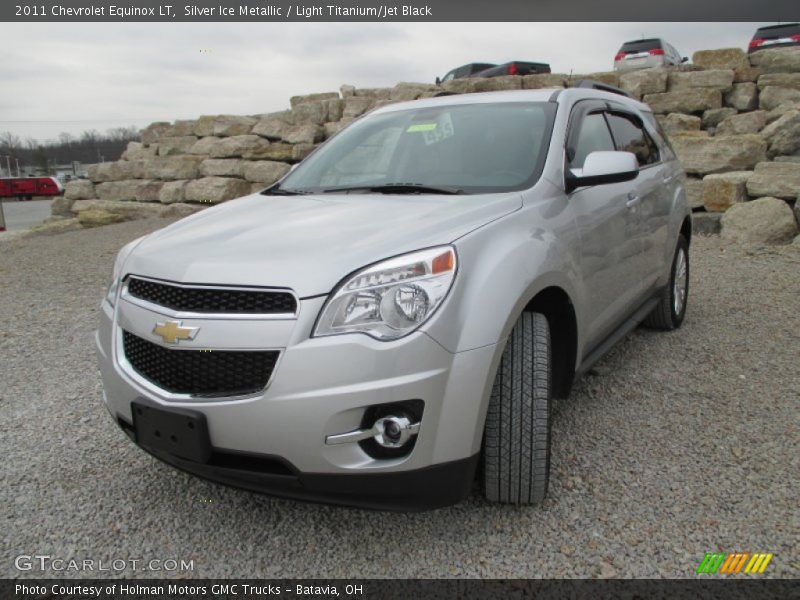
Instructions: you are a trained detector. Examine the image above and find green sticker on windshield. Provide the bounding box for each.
[407,123,437,132]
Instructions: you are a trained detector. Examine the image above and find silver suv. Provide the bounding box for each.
[614,38,686,72]
[97,83,691,510]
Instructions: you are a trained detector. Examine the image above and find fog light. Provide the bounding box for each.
[373,415,417,448]
[325,414,420,448]
[384,419,401,441]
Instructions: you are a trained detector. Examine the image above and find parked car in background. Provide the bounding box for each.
[436,63,496,83]
[436,61,551,84]
[748,23,800,53]
[469,61,551,78]
[0,176,63,201]
[97,83,691,510]
[614,38,686,72]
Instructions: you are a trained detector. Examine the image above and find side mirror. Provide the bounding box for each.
[435,76,441,85]
[566,151,638,192]
[681,56,689,63]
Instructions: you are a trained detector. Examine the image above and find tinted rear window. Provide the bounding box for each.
[619,39,662,53]
[755,24,800,39]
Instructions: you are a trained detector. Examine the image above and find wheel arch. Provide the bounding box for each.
[522,286,578,399]
[680,214,692,246]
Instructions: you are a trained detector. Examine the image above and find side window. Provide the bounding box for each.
[568,112,615,170]
[642,112,676,160]
[606,113,660,166]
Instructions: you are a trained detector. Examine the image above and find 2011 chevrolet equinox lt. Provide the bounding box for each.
[97,83,691,510]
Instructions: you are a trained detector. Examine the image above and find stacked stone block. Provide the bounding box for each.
[58,47,800,243]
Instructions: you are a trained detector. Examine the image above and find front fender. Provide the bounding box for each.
[421,194,582,454]
[660,169,692,286]
[422,194,582,355]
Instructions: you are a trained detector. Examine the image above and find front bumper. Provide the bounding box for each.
[96,290,498,509]
[117,415,478,510]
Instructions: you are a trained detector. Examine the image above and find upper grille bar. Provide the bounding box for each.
[126,277,297,315]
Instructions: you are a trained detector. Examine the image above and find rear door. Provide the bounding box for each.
[566,101,644,352]
[12,179,35,196]
[605,109,670,292]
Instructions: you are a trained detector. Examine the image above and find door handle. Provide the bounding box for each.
[626,193,641,209]
[663,175,674,184]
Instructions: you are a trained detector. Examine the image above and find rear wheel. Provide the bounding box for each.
[643,234,689,330]
[483,312,551,505]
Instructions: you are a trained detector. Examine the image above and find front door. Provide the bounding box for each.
[606,109,672,292]
[565,103,644,352]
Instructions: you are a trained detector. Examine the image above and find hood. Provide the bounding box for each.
[123,191,521,297]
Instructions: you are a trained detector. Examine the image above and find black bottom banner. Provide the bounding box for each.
[4,579,799,600]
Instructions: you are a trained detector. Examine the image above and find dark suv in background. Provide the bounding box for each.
[748,23,800,53]
[436,61,551,84]
[437,63,496,83]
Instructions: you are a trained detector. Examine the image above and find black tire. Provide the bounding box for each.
[643,234,689,330]
[483,312,551,505]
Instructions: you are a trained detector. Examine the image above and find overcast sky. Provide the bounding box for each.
[0,22,772,143]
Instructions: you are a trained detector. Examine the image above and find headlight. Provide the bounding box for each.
[314,246,457,341]
[105,278,120,307]
[104,236,145,307]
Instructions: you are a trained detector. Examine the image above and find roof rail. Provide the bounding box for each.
[575,79,631,98]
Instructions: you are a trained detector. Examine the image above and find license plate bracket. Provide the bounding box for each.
[132,399,212,463]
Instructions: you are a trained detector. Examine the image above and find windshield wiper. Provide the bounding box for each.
[320,183,464,195]
[261,185,308,196]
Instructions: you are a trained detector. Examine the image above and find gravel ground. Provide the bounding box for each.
[1,219,798,579]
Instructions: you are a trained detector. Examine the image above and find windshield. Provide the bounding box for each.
[275,101,556,195]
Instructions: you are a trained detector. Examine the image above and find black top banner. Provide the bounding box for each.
[2,0,799,21]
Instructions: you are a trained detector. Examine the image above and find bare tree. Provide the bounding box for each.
[0,131,23,156]
[2,127,140,172]
[80,129,100,144]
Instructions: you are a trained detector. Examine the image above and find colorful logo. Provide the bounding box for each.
[697,553,774,574]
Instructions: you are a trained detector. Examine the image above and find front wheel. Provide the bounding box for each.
[482,312,552,505]
[643,234,689,330]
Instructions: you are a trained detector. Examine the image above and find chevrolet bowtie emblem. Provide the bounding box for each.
[152,320,199,344]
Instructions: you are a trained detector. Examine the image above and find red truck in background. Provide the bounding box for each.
[0,177,64,200]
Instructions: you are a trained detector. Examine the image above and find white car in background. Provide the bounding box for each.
[614,38,687,72]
